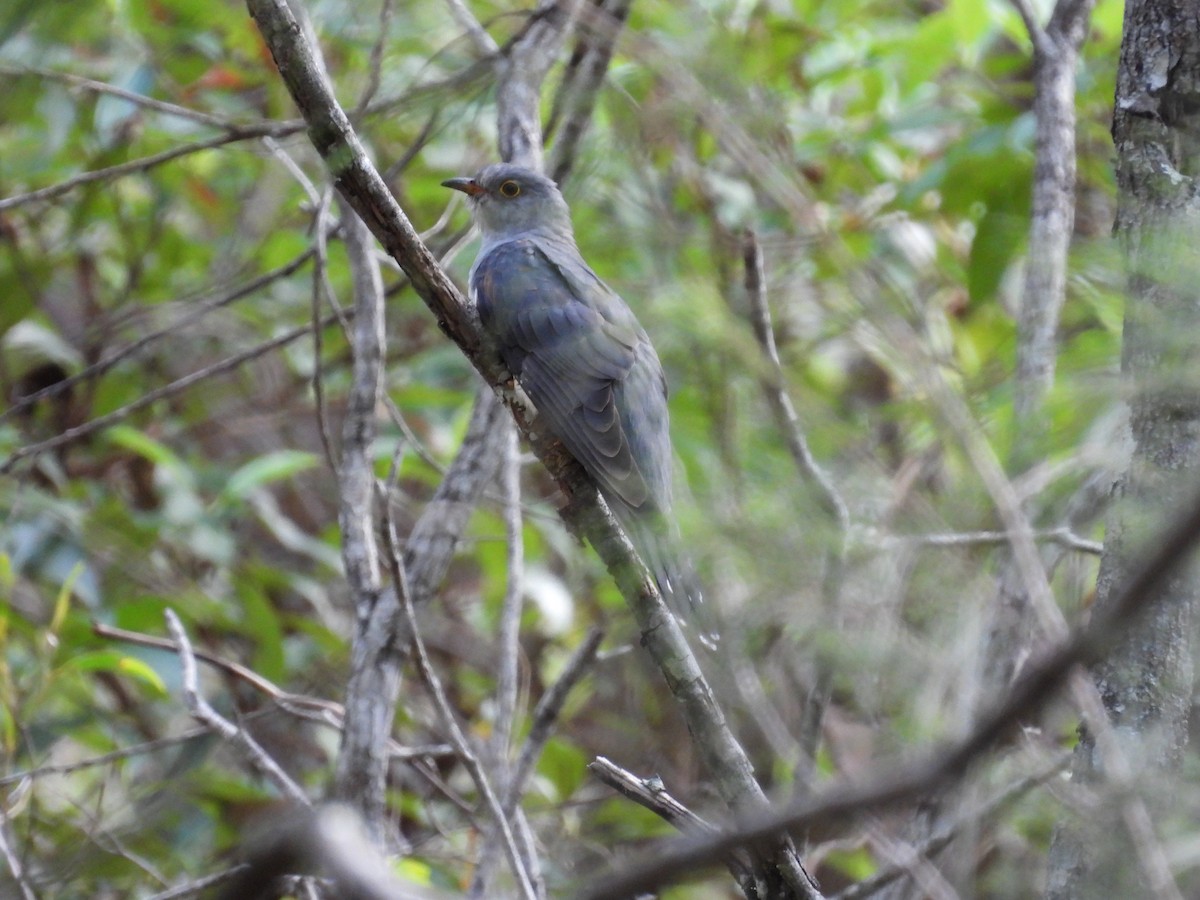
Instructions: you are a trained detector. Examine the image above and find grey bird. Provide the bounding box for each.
[443,163,701,616]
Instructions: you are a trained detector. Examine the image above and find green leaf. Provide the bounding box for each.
[968,209,1027,304]
[219,450,319,504]
[61,651,169,696]
[104,425,184,469]
[48,561,84,638]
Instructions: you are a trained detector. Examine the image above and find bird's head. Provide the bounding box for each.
[442,164,573,242]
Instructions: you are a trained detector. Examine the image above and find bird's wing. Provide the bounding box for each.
[472,238,665,512]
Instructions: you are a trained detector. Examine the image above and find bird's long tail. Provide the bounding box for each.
[616,509,717,646]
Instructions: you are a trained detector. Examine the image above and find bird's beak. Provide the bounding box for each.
[441,176,484,197]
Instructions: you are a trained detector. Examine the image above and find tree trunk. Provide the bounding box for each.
[1046,0,1200,895]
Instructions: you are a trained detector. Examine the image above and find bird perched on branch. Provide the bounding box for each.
[443,163,702,620]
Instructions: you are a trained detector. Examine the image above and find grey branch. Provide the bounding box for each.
[331,198,394,841]
[164,610,310,807]
[742,229,848,534]
[213,805,453,900]
[0,801,38,900]
[496,0,580,169]
[383,509,538,900]
[1009,0,1095,442]
[510,626,604,801]
[588,755,758,895]
[545,0,633,184]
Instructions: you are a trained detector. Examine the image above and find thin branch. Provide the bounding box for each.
[0,306,351,473]
[1,724,207,788]
[330,192,394,842]
[0,802,38,900]
[0,65,265,131]
[94,622,339,717]
[0,124,304,212]
[354,0,397,114]
[545,0,633,184]
[0,249,316,424]
[493,420,526,759]
[309,188,342,471]
[589,756,758,896]
[163,610,310,807]
[883,527,1102,555]
[443,0,500,57]
[742,230,848,534]
[382,504,537,900]
[509,626,603,802]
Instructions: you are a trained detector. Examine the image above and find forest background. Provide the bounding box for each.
[2,0,1195,897]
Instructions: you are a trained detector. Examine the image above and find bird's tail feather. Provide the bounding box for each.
[618,511,718,647]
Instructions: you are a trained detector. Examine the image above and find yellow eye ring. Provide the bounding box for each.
[499,180,521,198]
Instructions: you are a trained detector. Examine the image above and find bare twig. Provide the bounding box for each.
[493,420,526,759]
[382,506,537,900]
[309,188,342,471]
[509,627,603,801]
[0,124,304,212]
[742,230,848,534]
[545,0,633,184]
[589,756,758,894]
[163,610,310,807]
[213,805,453,900]
[94,622,339,717]
[0,65,265,131]
[0,802,38,900]
[330,193,395,842]
[443,0,499,57]
[883,527,1101,555]
[0,306,350,473]
[0,249,316,424]
[355,0,397,114]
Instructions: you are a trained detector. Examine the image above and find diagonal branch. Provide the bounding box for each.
[244,3,817,895]
[580,484,1200,899]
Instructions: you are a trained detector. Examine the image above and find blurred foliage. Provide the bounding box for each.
[0,0,1128,895]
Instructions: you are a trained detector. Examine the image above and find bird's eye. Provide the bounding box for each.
[499,180,521,198]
